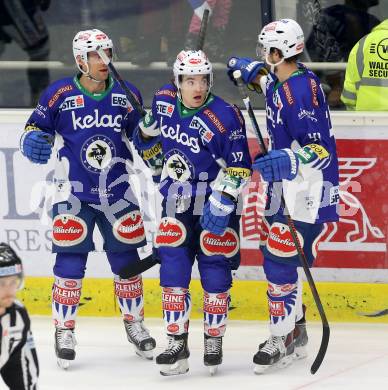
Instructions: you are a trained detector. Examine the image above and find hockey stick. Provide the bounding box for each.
[233,70,330,375]
[196,8,210,50]
[96,47,146,118]
[357,309,388,318]
[118,253,158,279]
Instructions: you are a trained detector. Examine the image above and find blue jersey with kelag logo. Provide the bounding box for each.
[263,64,339,224]
[150,83,251,200]
[25,75,142,203]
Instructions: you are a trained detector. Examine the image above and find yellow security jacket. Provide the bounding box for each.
[341,19,388,110]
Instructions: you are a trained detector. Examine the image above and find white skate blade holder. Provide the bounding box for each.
[57,358,71,370]
[254,354,295,375]
[209,365,219,376]
[159,359,189,376]
[294,345,308,360]
[133,345,154,360]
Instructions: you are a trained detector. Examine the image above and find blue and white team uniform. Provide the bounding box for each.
[257,65,339,337]
[20,72,157,365]
[227,18,340,371]
[149,83,251,338]
[20,28,156,367]
[133,65,251,375]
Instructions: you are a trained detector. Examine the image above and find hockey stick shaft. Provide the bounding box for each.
[96,47,146,117]
[196,8,210,50]
[118,253,159,279]
[233,70,329,375]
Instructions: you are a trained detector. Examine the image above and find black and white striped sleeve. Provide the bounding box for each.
[0,305,39,389]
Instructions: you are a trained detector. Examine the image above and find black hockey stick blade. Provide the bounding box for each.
[96,47,146,117]
[357,309,388,317]
[311,323,330,374]
[196,9,210,50]
[119,254,159,279]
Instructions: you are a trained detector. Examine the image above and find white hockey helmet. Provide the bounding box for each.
[257,19,304,60]
[73,29,113,74]
[173,50,213,101]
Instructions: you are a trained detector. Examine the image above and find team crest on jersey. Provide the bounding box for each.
[189,116,214,143]
[200,228,239,258]
[156,217,187,247]
[156,100,175,117]
[52,215,87,247]
[59,95,85,111]
[81,135,116,173]
[165,149,194,182]
[266,222,304,257]
[112,210,146,244]
[228,128,245,141]
[298,108,317,122]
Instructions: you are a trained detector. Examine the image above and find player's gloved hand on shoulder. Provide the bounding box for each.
[139,111,160,138]
[200,192,235,236]
[20,130,53,164]
[252,149,299,182]
[133,113,163,183]
[133,112,161,150]
[227,56,267,85]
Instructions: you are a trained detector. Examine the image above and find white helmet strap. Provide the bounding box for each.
[265,54,285,73]
[77,55,105,84]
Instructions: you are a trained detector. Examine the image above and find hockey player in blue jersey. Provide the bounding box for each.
[227,19,339,373]
[133,49,251,376]
[19,29,156,368]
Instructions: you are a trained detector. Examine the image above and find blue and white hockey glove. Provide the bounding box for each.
[200,192,235,236]
[252,149,299,182]
[20,129,53,164]
[227,56,267,85]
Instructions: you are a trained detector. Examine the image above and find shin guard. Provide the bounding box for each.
[203,291,230,337]
[162,287,191,335]
[267,281,298,337]
[52,276,82,329]
[114,274,144,322]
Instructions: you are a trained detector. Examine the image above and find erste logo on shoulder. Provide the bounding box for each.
[60,95,85,111]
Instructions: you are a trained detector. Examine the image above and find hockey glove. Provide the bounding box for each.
[227,56,267,85]
[200,192,235,236]
[252,149,299,182]
[133,124,163,183]
[139,111,160,138]
[20,130,53,164]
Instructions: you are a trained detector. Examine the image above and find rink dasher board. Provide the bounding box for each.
[1,109,387,281]
[1,109,387,321]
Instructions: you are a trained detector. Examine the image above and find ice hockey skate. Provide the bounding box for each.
[294,305,308,359]
[55,328,77,369]
[124,320,156,360]
[253,332,295,374]
[156,333,190,376]
[204,334,223,375]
